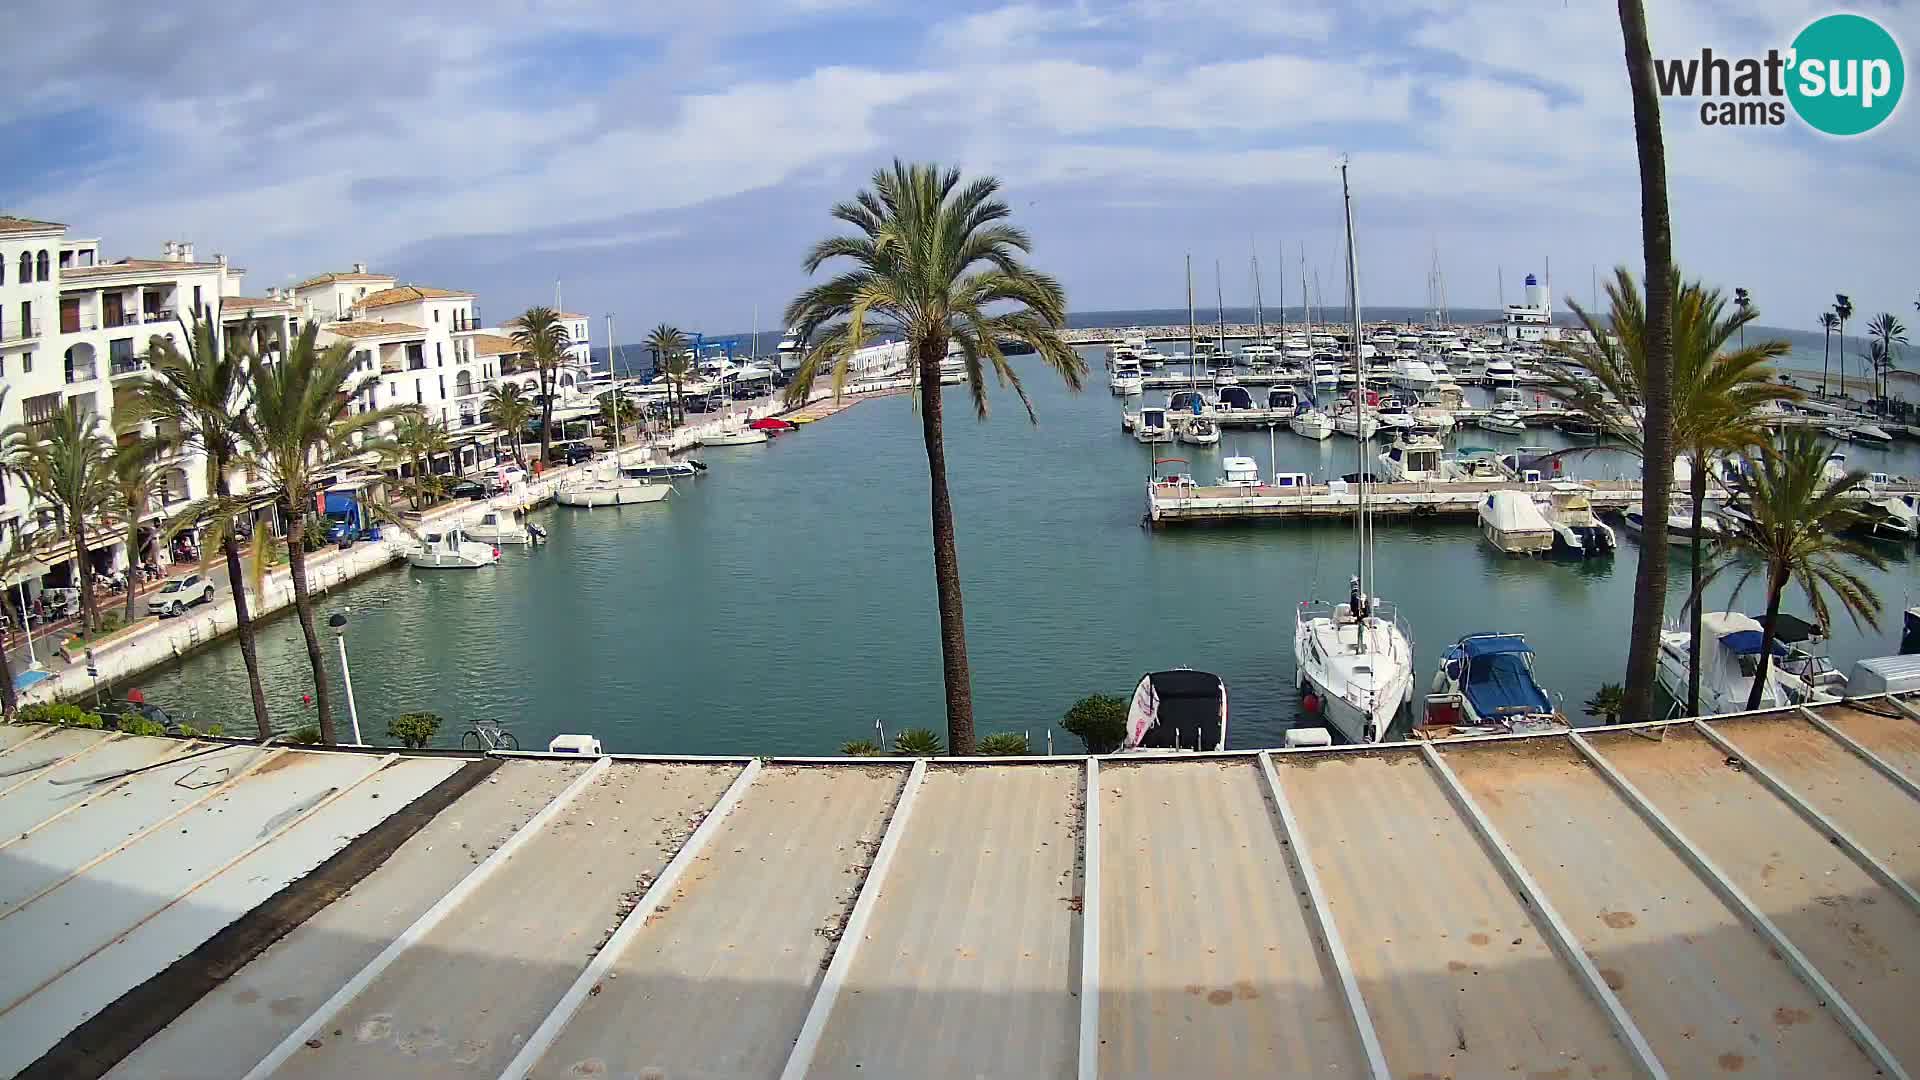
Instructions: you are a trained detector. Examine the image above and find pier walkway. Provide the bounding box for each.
[5,693,1913,1078]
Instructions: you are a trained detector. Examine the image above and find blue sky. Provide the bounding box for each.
[3,1,1915,341]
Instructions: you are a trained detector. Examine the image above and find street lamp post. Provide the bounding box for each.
[329,611,363,745]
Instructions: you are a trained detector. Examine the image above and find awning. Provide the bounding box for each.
[2,558,48,588]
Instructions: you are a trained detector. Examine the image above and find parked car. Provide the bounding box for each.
[564,442,594,465]
[147,573,216,618]
[447,478,497,501]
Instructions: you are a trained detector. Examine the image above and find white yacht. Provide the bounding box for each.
[407,528,500,569]
[1109,358,1144,395]
[1312,359,1341,389]
[1168,389,1213,418]
[466,509,533,546]
[1266,385,1298,412]
[1390,356,1438,392]
[1239,343,1280,367]
[1478,490,1555,555]
[1477,409,1527,434]
[1378,434,1445,482]
[1294,162,1415,746]
[1621,506,1721,545]
[775,327,805,375]
[702,420,770,447]
[1658,612,1791,715]
[1218,456,1262,487]
[1289,405,1335,440]
[1175,415,1220,446]
[1134,406,1173,444]
[1484,358,1519,386]
[938,352,968,385]
[1535,483,1617,557]
[557,461,672,506]
[1332,402,1379,440]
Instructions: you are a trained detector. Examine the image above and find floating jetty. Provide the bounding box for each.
[1147,477,1648,525]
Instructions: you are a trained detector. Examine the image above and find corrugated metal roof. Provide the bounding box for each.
[9,693,1920,1079]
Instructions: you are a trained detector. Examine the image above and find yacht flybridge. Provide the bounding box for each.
[1293,161,1416,745]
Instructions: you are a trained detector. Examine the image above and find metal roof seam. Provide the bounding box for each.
[1076,758,1101,1080]
[1568,731,1914,1080]
[1258,751,1392,1080]
[504,759,764,1078]
[0,732,117,800]
[237,756,610,1080]
[0,739,201,854]
[1420,741,1669,1080]
[0,726,56,758]
[779,758,928,1080]
[1797,705,1920,804]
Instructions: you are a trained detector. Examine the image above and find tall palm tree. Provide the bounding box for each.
[1550,270,1795,714]
[1819,312,1840,396]
[1732,287,1750,349]
[783,161,1087,752]
[3,411,113,636]
[240,323,409,744]
[106,434,168,626]
[1866,312,1906,403]
[481,382,535,468]
[387,413,451,508]
[1832,294,1854,397]
[645,324,690,425]
[1703,429,1885,710]
[135,315,271,737]
[510,307,571,465]
[597,393,637,440]
[1613,2,1679,725]
[0,519,34,721]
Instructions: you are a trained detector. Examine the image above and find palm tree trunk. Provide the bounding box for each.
[122,528,139,626]
[539,371,556,464]
[73,522,99,636]
[918,337,975,754]
[1837,320,1847,397]
[284,506,336,744]
[1619,0,1676,725]
[1746,569,1787,711]
[1686,454,1706,715]
[0,626,16,721]
[215,473,272,739]
[1822,328,1831,396]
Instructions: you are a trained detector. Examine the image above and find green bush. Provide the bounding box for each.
[1584,682,1626,725]
[892,727,944,756]
[1062,694,1128,754]
[387,711,444,749]
[179,722,225,739]
[975,732,1031,756]
[302,516,332,552]
[288,724,322,745]
[19,702,104,729]
[839,738,884,757]
[117,717,168,737]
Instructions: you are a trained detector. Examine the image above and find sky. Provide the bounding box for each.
[3,1,1915,342]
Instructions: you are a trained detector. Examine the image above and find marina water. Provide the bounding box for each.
[134,333,1918,753]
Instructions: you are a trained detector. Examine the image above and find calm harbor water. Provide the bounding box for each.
[136,343,1917,753]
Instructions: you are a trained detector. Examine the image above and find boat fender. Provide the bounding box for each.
[1302,693,1321,715]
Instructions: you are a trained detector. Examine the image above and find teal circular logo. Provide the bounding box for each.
[1788,13,1904,136]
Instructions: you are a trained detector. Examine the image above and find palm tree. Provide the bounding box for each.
[135,315,271,737]
[645,324,690,425]
[1549,270,1795,714]
[1819,312,1840,396]
[481,383,535,468]
[1866,312,1906,403]
[597,393,637,440]
[105,434,168,626]
[3,410,114,636]
[783,161,1087,752]
[240,323,410,744]
[1613,0,1679,725]
[1832,294,1854,397]
[1732,287,1750,348]
[0,519,35,721]
[1704,429,1885,710]
[387,413,451,508]
[510,307,571,465]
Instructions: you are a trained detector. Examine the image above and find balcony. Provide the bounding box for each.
[0,318,42,344]
[65,361,99,384]
[59,314,99,333]
[451,307,485,332]
[109,355,145,378]
[143,308,176,324]
[105,311,143,329]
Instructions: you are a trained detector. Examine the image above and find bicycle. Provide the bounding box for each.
[460,719,520,752]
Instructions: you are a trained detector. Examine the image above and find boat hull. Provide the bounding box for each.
[557,483,671,506]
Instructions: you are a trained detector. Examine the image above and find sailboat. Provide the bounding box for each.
[558,315,673,506]
[1292,161,1416,744]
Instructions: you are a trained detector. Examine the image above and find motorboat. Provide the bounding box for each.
[1312,360,1341,389]
[1239,343,1279,367]
[1331,403,1379,440]
[1827,423,1894,446]
[1266,386,1298,412]
[1218,456,1262,487]
[1390,356,1438,392]
[1853,497,1919,542]
[620,447,703,478]
[557,462,672,506]
[1168,389,1212,417]
[1215,384,1256,412]
[1109,358,1144,395]
[1378,434,1445,482]
[407,528,500,569]
[1476,409,1527,434]
[1440,447,1509,482]
[1657,611,1801,715]
[1484,358,1519,386]
[1478,490,1555,555]
[466,509,533,545]
[1134,406,1173,444]
[1554,414,1605,437]
[1175,415,1220,445]
[1427,634,1566,734]
[1621,506,1721,545]
[1120,669,1228,752]
[1535,483,1617,557]
[701,422,770,447]
[938,354,967,384]
[1294,162,1415,747]
[1289,406,1334,440]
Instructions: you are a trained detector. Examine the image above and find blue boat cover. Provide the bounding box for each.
[1720,630,1789,657]
[1449,636,1548,717]
[1458,634,1535,658]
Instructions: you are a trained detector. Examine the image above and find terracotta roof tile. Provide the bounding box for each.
[61,258,222,280]
[294,270,396,290]
[0,215,64,234]
[323,320,427,340]
[471,334,520,356]
[357,285,475,309]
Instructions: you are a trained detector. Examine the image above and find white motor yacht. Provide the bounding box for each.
[407,528,500,569]
[1332,403,1379,440]
[1478,490,1555,555]
[1621,506,1721,545]
[1175,415,1220,446]
[1378,434,1445,482]
[1484,358,1519,386]
[466,509,533,545]
[557,462,672,506]
[1218,456,1262,487]
[1312,360,1341,389]
[1535,483,1617,557]
[1477,409,1527,434]
[1391,356,1437,392]
[1134,406,1173,444]
[1109,358,1144,395]
[701,421,770,447]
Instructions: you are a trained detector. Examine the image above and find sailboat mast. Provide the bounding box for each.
[1340,158,1367,602]
[1186,255,1197,393]
[1277,244,1286,333]
[607,313,620,453]
[1214,259,1226,353]
[1251,248,1265,347]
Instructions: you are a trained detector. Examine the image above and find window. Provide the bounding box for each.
[59,251,71,269]
[35,250,48,281]
[21,351,31,373]
[437,375,445,397]
[193,285,202,314]
[435,341,443,365]
[415,380,423,404]
[15,252,28,282]
[18,301,28,338]
[432,309,439,323]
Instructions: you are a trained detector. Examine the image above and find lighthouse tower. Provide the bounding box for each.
[1523,272,1549,310]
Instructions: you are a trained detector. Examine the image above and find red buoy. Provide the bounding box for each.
[1302,693,1321,715]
